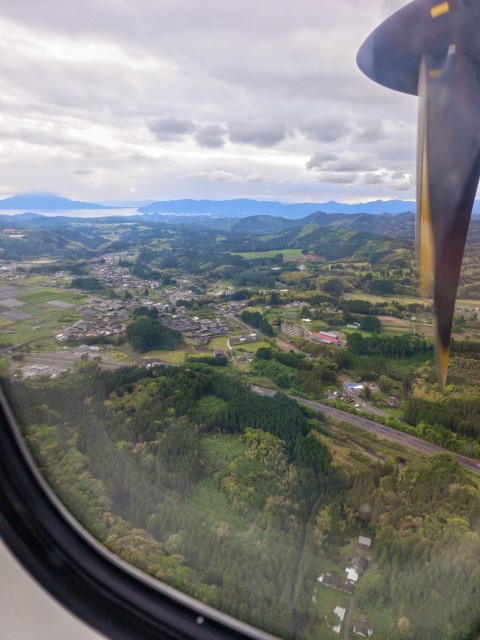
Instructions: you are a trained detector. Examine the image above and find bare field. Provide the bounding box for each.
[379,316,410,328]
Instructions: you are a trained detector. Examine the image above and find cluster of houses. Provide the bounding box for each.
[158,311,229,344]
[317,548,370,595]
[317,537,374,637]
[56,306,129,342]
[89,253,160,294]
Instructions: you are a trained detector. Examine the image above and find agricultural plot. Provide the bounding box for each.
[140,350,188,363]
[0,290,84,347]
[379,315,413,335]
[0,298,26,308]
[232,249,304,261]
[207,336,229,352]
[17,289,84,306]
[0,310,32,322]
[0,287,28,300]
[234,340,270,354]
[45,300,75,309]
[20,276,49,285]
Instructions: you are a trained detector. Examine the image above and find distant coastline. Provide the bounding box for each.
[0,208,140,218]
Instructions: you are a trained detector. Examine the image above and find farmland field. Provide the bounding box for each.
[206,336,229,351]
[232,249,304,260]
[17,289,84,305]
[140,349,188,363]
[234,340,271,353]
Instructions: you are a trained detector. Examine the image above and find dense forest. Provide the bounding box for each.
[126,317,183,353]
[6,365,342,638]
[4,362,480,640]
[350,454,480,640]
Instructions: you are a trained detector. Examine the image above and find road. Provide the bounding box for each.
[343,592,357,640]
[341,384,388,418]
[250,385,480,475]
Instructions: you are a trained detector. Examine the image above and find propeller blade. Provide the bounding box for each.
[416,57,435,298]
[357,0,480,384]
[424,46,480,384]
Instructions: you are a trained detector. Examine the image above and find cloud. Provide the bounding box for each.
[387,171,415,190]
[355,119,386,144]
[245,173,264,183]
[228,119,286,148]
[0,2,418,202]
[195,124,226,148]
[74,169,95,175]
[300,116,352,143]
[307,152,377,173]
[306,152,338,170]
[148,117,196,141]
[388,181,414,191]
[314,172,358,184]
[362,172,385,185]
[194,170,241,182]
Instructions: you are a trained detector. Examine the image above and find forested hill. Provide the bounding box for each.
[227,224,407,261]
[229,210,416,238]
[6,363,480,639]
[7,364,344,638]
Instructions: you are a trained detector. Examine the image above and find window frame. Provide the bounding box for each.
[0,388,276,640]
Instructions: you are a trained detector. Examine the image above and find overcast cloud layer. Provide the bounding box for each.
[0,0,417,203]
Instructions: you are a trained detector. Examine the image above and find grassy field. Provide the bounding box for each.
[0,305,83,346]
[17,289,84,305]
[234,340,270,353]
[141,350,187,363]
[314,584,352,640]
[207,336,229,351]
[21,276,50,285]
[344,292,424,305]
[345,291,480,310]
[27,337,61,352]
[232,249,304,261]
[108,349,136,363]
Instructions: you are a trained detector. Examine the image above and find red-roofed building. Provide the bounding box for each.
[311,331,342,346]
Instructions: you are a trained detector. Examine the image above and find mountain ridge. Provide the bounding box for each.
[138,197,417,218]
[0,193,116,211]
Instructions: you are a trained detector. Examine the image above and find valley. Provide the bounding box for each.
[2,208,480,639]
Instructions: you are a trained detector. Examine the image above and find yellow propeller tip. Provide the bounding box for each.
[436,342,450,386]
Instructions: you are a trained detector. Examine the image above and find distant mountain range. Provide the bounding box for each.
[3,193,480,218]
[0,193,115,211]
[138,198,418,218]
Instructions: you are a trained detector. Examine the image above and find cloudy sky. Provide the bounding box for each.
[0,0,416,204]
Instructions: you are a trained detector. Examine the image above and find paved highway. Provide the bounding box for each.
[250,385,480,474]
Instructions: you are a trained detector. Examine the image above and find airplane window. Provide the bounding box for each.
[2,1,480,640]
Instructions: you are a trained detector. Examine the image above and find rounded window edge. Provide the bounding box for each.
[0,387,276,640]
